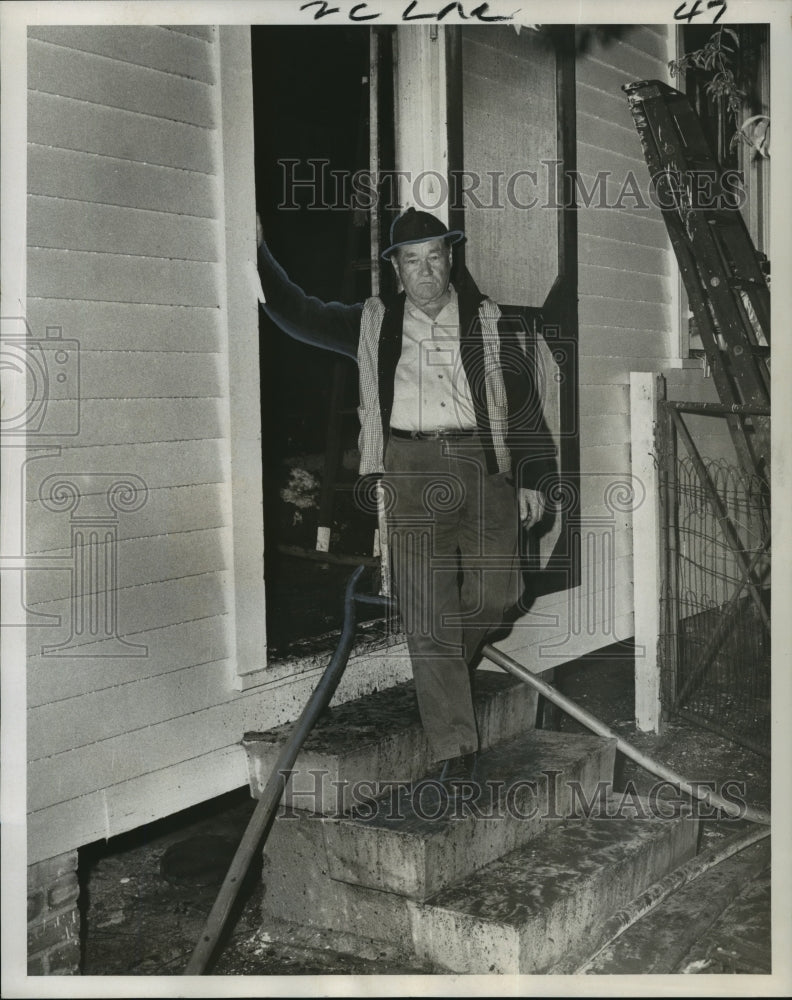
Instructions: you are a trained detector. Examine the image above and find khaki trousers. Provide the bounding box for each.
[383,434,521,761]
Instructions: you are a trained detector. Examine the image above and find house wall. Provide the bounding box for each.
[23,24,410,867]
[19,21,744,867]
[464,25,733,672]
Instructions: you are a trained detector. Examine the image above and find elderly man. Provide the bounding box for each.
[258,208,555,780]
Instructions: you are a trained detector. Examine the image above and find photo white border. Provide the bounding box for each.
[1,1,790,997]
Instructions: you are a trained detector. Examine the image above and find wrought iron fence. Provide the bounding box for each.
[658,402,771,756]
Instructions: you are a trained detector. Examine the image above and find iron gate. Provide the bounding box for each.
[658,400,771,755]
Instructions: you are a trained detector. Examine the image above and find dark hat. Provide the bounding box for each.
[380,208,465,261]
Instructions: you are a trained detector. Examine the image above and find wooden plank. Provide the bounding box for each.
[630,373,663,732]
[578,412,629,448]
[579,263,670,304]
[26,298,221,353]
[577,112,644,161]
[29,656,237,760]
[578,203,669,249]
[28,645,415,811]
[217,24,267,687]
[580,357,677,383]
[579,296,670,333]
[28,146,216,219]
[28,37,216,127]
[28,26,216,84]
[28,195,218,261]
[27,248,219,308]
[24,439,227,497]
[579,442,632,473]
[28,397,224,447]
[577,48,661,97]
[26,482,228,554]
[24,571,232,657]
[625,25,670,62]
[584,34,668,84]
[579,232,672,276]
[579,383,631,415]
[163,26,216,42]
[28,91,215,173]
[27,686,288,809]
[24,526,229,606]
[27,348,223,401]
[27,613,231,707]
[27,743,246,866]
[576,81,633,127]
[579,328,673,360]
[568,167,663,222]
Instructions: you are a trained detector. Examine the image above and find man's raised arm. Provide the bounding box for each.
[257,218,362,362]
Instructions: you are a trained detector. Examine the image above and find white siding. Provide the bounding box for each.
[500,25,680,669]
[23,24,409,867]
[24,26,235,864]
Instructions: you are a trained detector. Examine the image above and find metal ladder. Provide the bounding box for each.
[623,78,770,481]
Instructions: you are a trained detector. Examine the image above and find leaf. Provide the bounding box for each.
[723,27,740,47]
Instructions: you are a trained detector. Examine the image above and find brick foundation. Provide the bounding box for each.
[27,851,81,975]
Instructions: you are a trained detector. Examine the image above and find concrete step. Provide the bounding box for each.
[323,729,616,900]
[257,729,615,954]
[407,794,700,975]
[243,671,538,814]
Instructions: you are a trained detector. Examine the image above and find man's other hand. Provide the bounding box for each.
[518,488,545,529]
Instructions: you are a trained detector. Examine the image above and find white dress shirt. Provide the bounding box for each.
[389,287,478,433]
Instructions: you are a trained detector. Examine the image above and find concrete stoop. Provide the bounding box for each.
[323,729,616,900]
[244,677,700,974]
[408,799,700,974]
[244,671,538,814]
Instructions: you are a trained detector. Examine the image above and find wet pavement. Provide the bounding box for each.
[77,650,773,980]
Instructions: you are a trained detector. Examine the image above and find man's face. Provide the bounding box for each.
[392,239,452,312]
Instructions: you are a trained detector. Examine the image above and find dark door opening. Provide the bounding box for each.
[252,25,394,654]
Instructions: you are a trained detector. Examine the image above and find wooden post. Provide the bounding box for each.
[630,372,665,732]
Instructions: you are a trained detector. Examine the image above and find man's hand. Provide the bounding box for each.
[256,211,264,249]
[518,488,545,530]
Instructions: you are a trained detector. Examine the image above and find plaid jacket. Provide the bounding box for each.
[258,241,556,491]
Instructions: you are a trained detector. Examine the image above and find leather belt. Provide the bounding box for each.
[390,427,478,441]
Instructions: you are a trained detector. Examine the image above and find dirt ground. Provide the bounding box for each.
[75,633,773,981]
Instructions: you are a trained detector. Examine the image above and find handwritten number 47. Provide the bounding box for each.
[674,0,727,24]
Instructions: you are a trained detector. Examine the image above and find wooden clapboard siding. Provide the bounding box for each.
[579,232,672,275]
[32,398,224,448]
[28,26,217,82]
[27,36,216,126]
[23,25,253,865]
[25,299,222,353]
[27,614,230,707]
[26,571,231,652]
[28,196,219,260]
[28,91,216,173]
[26,482,227,554]
[507,25,675,662]
[25,528,228,606]
[25,440,228,496]
[28,745,248,866]
[27,647,413,861]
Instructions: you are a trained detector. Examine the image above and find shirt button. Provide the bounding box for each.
[440,402,446,407]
